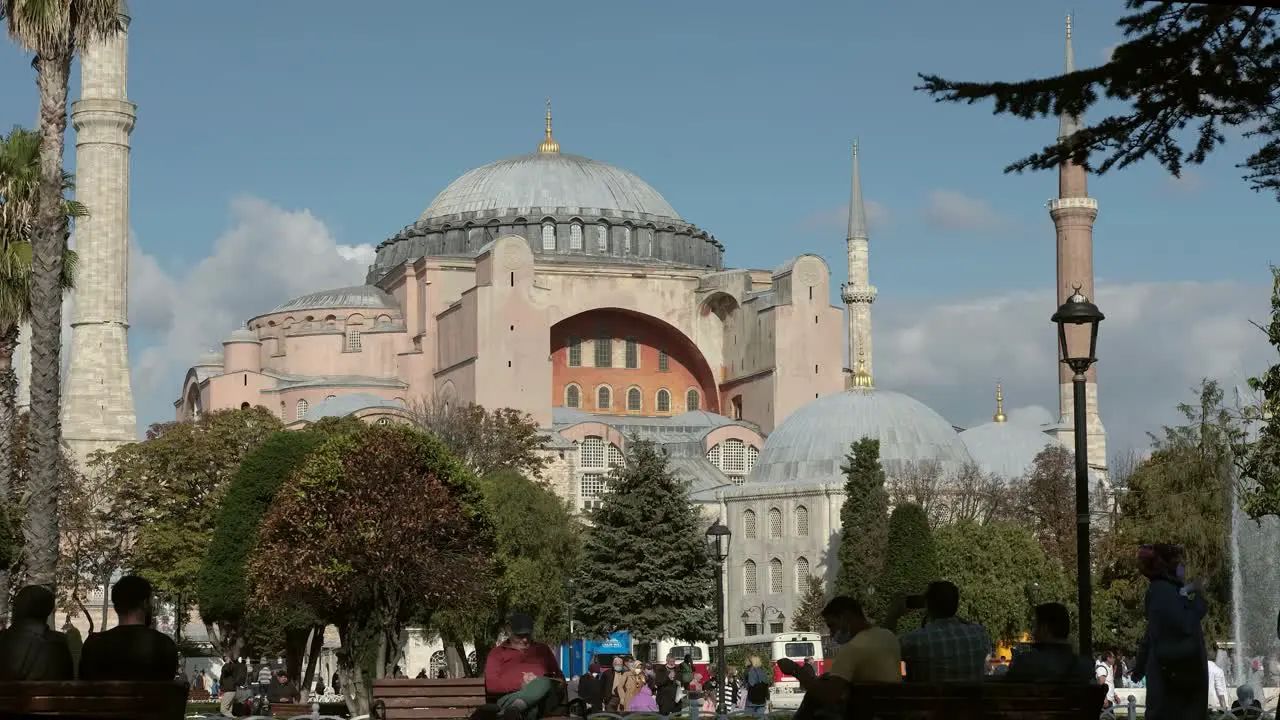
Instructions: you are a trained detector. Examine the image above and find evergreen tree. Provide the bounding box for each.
[791,575,826,633]
[576,439,715,642]
[1241,266,1280,519]
[877,503,936,628]
[917,4,1280,200]
[834,437,890,619]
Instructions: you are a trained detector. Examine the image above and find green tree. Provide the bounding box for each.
[410,400,549,479]
[1240,266,1280,518]
[877,503,936,628]
[2,0,125,590]
[90,406,283,635]
[934,520,1072,646]
[576,438,715,643]
[427,468,581,675]
[249,424,494,716]
[1019,445,1076,572]
[791,575,826,633]
[917,3,1280,200]
[834,437,890,619]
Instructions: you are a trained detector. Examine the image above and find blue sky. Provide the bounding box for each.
[0,0,1274,456]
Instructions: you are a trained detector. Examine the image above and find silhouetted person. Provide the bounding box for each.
[1004,602,1093,683]
[267,669,299,703]
[79,574,178,681]
[0,586,73,680]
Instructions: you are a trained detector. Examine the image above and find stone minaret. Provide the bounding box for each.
[841,141,877,388]
[1049,15,1108,476]
[62,14,137,467]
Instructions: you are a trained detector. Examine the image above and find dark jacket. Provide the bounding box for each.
[1142,577,1207,720]
[1004,642,1093,683]
[577,671,602,711]
[0,620,74,681]
[79,625,179,681]
[220,659,246,690]
[654,676,679,715]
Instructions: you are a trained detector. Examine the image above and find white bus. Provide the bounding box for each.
[644,639,712,678]
[719,632,826,710]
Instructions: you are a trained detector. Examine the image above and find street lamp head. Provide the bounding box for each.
[1051,288,1104,375]
[705,520,732,563]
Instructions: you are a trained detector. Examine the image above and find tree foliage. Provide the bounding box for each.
[249,424,493,716]
[934,520,1072,646]
[56,457,123,632]
[89,406,282,628]
[834,437,890,619]
[1240,266,1280,518]
[1019,445,1077,572]
[1094,379,1236,651]
[791,575,826,633]
[877,503,937,626]
[917,3,1280,199]
[575,438,715,643]
[410,399,549,479]
[889,460,1014,528]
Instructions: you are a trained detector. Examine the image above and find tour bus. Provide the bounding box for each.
[643,639,712,678]
[717,632,827,710]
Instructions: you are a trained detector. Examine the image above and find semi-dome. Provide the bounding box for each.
[272,285,397,314]
[420,152,682,223]
[749,388,973,485]
[960,420,1062,480]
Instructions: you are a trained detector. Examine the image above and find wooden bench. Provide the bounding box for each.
[0,680,189,719]
[272,700,317,718]
[846,682,1107,720]
[371,678,570,720]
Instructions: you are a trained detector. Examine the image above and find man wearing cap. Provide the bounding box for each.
[484,613,564,720]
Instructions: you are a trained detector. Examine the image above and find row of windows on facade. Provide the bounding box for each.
[742,556,812,596]
[566,336,672,370]
[564,385,701,413]
[742,505,809,539]
[540,222,647,254]
[577,437,760,507]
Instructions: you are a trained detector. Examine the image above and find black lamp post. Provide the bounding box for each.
[1051,287,1105,660]
[705,521,732,716]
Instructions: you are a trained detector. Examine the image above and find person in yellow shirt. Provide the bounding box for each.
[777,596,901,720]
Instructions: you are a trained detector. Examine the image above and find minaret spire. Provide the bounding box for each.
[993,381,1007,423]
[538,98,560,154]
[841,140,877,389]
[1048,15,1108,480]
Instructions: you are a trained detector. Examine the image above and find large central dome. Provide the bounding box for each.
[420,152,682,223]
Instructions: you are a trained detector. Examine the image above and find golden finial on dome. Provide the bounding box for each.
[994,381,1007,423]
[850,347,874,389]
[538,98,560,154]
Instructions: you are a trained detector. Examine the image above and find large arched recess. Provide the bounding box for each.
[550,308,720,415]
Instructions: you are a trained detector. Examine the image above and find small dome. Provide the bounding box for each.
[273,285,397,313]
[960,421,1063,480]
[421,153,682,223]
[669,410,740,428]
[194,350,224,367]
[749,388,973,485]
[225,328,259,343]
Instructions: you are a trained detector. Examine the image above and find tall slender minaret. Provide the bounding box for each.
[841,141,877,388]
[1049,14,1108,476]
[62,13,137,467]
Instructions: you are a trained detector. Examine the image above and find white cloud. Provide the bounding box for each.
[796,200,889,235]
[874,280,1274,460]
[127,196,373,426]
[922,190,1010,232]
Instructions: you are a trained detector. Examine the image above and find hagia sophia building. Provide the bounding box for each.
[38,12,1104,655]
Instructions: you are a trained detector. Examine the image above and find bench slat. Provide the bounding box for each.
[382,696,487,708]
[375,686,486,698]
[376,678,486,687]
[0,680,188,720]
[385,708,487,720]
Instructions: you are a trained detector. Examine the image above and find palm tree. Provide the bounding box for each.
[0,126,80,620]
[1,0,122,589]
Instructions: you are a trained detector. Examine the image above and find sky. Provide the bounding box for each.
[0,0,1274,462]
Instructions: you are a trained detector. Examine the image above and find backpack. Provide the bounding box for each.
[746,680,770,705]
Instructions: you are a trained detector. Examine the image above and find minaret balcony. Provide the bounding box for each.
[840,284,878,304]
[1048,197,1098,212]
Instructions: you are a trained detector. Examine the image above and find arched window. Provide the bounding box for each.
[744,560,758,595]
[376,418,392,426]
[627,387,642,411]
[686,389,700,412]
[567,336,582,367]
[596,223,609,252]
[743,509,757,539]
[622,226,633,254]
[657,389,671,413]
[325,394,336,400]
[580,473,605,501]
[295,399,309,420]
[796,505,810,537]
[429,651,447,678]
[769,558,783,594]
[346,329,362,352]
[608,443,624,468]
[768,508,782,538]
[541,222,556,251]
[597,386,612,410]
[796,557,811,592]
[565,384,581,408]
[569,223,584,251]
[580,437,605,468]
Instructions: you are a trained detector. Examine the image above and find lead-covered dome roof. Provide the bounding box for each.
[959,420,1063,480]
[749,388,973,485]
[420,152,682,223]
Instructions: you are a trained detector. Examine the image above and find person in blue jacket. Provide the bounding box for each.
[1131,544,1207,720]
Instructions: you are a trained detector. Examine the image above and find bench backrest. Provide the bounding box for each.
[847,682,1107,720]
[0,680,188,719]
[373,678,487,720]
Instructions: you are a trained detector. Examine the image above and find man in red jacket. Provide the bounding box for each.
[484,613,563,720]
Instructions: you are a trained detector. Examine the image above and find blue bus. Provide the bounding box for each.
[558,631,633,678]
